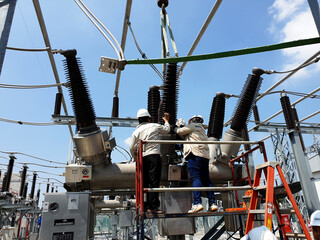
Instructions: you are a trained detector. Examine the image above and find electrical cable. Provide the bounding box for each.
[115,147,128,162]
[16,162,65,169]
[28,170,63,177]
[74,0,123,60]
[0,151,65,165]
[0,117,55,126]
[38,176,64,184]
[127,21,164,81]
[0,82,67,89]
[258,90,320,99]
[116,145,132,161]
[264,57,320,75]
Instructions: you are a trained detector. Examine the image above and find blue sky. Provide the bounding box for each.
[0,0,319,197]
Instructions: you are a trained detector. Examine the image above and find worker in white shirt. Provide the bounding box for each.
[175,115,218,213]
[310,210,320,240]
[130,109,170,213]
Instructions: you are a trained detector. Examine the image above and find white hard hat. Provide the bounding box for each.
[137,109,151,118]
[176,118,186,127]
[310,210,320,226]
[189,115,204,123]
[240,226,277,240]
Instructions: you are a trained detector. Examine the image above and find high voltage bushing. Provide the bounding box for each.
[160,63,179,125]
[61,49,98,134]
[30,173,37,200]
[148,86,160,123]
[231,68,264,132]
[207,92,226,139]
[4,155,15,192]
[280,92,295,130]
[19,166,28,197]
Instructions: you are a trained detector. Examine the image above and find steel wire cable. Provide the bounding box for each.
[127,21,164,81]
[0,151,65,165]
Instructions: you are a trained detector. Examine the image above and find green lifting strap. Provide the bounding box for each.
[126,37,320,65]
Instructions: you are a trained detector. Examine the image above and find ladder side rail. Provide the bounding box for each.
[273,198,289,240]
[276,165,312,240]
[139,140,144,214]
[245,169,263,233]
[263,166,275,230]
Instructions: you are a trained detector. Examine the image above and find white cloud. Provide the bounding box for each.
[124,137,131,146]
[268,1,320,85]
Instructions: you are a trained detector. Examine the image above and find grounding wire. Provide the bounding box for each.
[74,0,122,60]
[127,21,164,81]
[0,151,65,165]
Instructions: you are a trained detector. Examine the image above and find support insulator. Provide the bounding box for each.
[280,93,295,130]
[4,155,15,192]
[253,104,260,124]
[19,166,28,197]
[159,63,179,125]
[30,173,37,199]
[1,173,8,192]
[157,0,168,8]
[62,49,98,134]
[292,106,306,151]
[230,68,264,132]
[242,127,251,151]
[112,96,119,118]
[22,183,28,199]
[53,92,63,116]
[148,86,160,123]
[46,183,50,193]
[51,186,54,193]
[207,92,226,139]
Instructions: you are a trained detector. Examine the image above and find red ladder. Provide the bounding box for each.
[245,161,312,240]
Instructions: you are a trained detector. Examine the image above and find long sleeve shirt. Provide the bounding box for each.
[175,123,210,160]
[130,122,170,158]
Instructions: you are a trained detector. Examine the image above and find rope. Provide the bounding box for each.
[127,37,320,65]
[127,21,164,81]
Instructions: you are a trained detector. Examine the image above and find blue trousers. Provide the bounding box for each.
[187,153,215,205]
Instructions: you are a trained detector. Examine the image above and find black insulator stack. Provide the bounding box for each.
[46,183,50,193]
[19,166,28,197]
[62,50,98,134]
[207,92,226,139]
[1,173,7,192]
[53,92,63,116]
[22,183,28,198]
[148,86,160,123]
[51,186,54,193]
[230,68,264,132]
[4,155,15,192]
[30,173,37,199]
[159,63,179,125]
[112,96,119,118]
[280,94,295,130]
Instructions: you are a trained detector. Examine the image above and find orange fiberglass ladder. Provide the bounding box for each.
[245,161,312,240]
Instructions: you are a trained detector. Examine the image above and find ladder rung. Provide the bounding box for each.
[285,233,306,238]
[253,185,267,191]
[248,209,265,214]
